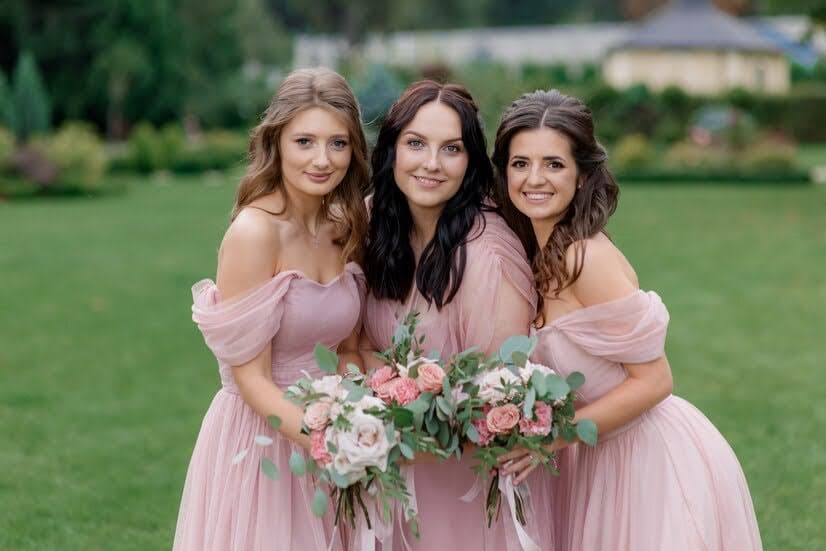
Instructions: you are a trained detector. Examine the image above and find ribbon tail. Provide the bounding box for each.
[499,476,541,551]
[459,474,483,503]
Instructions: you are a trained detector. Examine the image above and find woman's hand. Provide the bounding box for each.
[498,439,570,485]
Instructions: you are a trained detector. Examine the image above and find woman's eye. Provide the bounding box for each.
[549,161,564,169]
[511,160,528,169]
[444,144,462,153]
[331,139,348,149]
[296,138,312,146]
[408,139,423,148]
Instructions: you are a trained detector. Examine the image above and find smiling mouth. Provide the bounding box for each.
[414,175,446,187]
[306,172,334,181]
[523,192,554,202]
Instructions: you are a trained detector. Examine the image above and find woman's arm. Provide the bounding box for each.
[503,238,673,482]
[337,327,364,375]
[358,329,385,374]
[216,212,310,449]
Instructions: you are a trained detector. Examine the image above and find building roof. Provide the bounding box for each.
[614,0,782,54]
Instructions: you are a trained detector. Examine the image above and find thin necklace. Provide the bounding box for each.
[245,205,321,248]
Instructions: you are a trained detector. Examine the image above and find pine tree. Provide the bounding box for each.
[11,51,52,143]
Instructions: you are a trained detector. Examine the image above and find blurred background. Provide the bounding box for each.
[1,0,824,549]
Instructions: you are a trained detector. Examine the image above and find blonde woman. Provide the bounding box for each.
[173,68,368,551]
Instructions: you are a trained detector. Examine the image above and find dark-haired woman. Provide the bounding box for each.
[495,90,762,550]
[360,81,555,549]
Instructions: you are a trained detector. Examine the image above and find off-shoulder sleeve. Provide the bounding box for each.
[344,262,367,329]
[553,290,669,364]
[459,213,538,354]
[191,272,298,366]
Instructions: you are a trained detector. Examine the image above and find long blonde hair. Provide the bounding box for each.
[232,67,369,264]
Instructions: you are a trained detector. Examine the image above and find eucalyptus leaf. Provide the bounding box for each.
[498,335,535,364]
[405,395,432,415]
[346,385,367,402]
[511,351,529,368]
[425,413,440,435]
[254,435,273,447]
[545,374,571,400]
[576,419,598,446]
[331,468,349,489]
[566,371,586,391]
[261,456,279,480]
[407,362,419,379]
[311,487,328,516]
[436,396,452,416]
[523,387,536,419]
[385,421,396,442]
[466,423,479,443]
[313,343,339,374]
[231,449,249,464]
[530,371,547,397]
[399,442,415,460]
[268,415,282,430]
[346,363,362,376]
[289,451,307,476]
[438,421,449,448]
[427,350,440,360]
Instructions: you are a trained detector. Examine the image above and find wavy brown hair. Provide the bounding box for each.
[492,89,619,322]
[231,67,369,263]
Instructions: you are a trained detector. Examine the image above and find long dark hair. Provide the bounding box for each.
[364,80,493,309]
[492,89,619,320]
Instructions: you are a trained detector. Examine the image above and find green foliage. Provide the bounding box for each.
[35,122,108,192]
[173,131,248,173]
[313,343,339,374]
[0,126,14,169]
[611,133,654,172]
[128,123,185,173]
[0,71,12,130]
[353,65,405,127]
[738,138,797,171]
[10,51,51,142]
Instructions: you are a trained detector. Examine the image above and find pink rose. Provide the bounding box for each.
[303,401,331,431]
[375,379,398,402]
[486,403,521,434]
[369,365,395,392]
[518,401,552,437]
[416,362,446,393]
[310,430,332,466]
[391,377,420,405]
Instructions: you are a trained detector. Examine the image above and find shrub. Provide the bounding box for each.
[0,126,14,169]
[128,122,184,172]
[37,122,108,192]
[611,134,655,172]
[664,141,733,171]
[738,138,797,172]
[172,130,247,173]
[354,64,405,126]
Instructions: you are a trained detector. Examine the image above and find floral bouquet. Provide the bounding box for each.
[366,312,487,460]
[265,343,444,539]
[459,336,598,528]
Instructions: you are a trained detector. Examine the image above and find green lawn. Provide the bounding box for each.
[1,175,824,549]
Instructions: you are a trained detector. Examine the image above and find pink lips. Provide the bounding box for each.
[413,175,446,189]
[306,172,333,183]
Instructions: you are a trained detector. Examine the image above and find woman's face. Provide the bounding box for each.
[393,101,468,213]
[506,127,578,227]
[279,106,352,199]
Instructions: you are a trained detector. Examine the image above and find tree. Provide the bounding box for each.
[11,51,51,142]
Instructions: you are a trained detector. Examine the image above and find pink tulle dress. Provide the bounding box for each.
[363,212,556,550]
[173,263,365,551]
[534,290,762,550]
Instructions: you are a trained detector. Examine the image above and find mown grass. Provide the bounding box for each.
[0,175,823,549]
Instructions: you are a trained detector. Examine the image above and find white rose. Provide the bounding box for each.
[329,401,344,421]
[353,394,386,412]
[477,367,521,404]
[334,411,392,475]
[327,430,367,485]
[519,360,555,383]
[311,375,343,402]
[396,362,411,378]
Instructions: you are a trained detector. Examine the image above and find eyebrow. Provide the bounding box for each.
[510,154,566,162]
[403,130,463,143]
[290,133,349,139]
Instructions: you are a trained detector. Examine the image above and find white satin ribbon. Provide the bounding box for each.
[500,475,540,551]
